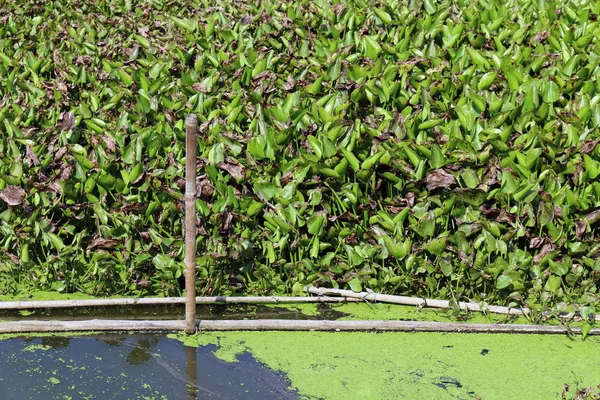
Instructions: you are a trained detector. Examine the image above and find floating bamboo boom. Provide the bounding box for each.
[307,287,600,322]
[0,296,358,310]
[185,114,198,334]
[0,319,597,335]
[308,287,528,315]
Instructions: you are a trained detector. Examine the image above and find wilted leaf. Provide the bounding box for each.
[25,146,40,167]
[217,161,245,180]
[58,112,75,131]
[0,186,25,206]
[534,243,554,264]
[575,220,587,240]
[426,169,456,191]
[581,140,599,154]
[87,238,121,250]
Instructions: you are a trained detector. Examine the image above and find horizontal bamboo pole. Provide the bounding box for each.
[197,319,600,335]
[307,287,600,322]
[0,319,597,335]
[2,291,596,322]
[0,319,186,333]
[0,296,359,310]
[307,287,528,315]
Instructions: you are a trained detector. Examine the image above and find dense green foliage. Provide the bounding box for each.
[0,0,600,314]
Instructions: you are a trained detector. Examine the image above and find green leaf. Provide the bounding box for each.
[341,148,360,172]
[501,171,520,194]
[545,275,562,294]
[117,69,133,86]
[542,81,560,103]
[361,151,386,170]
[549,259,568,276]
[362,36,382,59]
[478,71,497,90]
[170,16,196,32]
[253,182,278,201]
[427,236,447,255]
[373,8,392,25]
[307,213,325,235]
[348,278,363,292]
[496,274,512,289]
[307,135,323,159]
[128,163,144,183]
[46,233,64,251]
[461,169,479,189]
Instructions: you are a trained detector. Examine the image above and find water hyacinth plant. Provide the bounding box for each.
[0,0,599,319]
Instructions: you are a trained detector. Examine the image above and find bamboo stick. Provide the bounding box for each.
[185,114,198,334]
[307,287,528,315]
[0,319,597,335]
[197,319,600,335]
[0,296,358,310]
[307,287,600,322]
[0,319,186,333]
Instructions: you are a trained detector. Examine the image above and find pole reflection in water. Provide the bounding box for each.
[186,344,199,399]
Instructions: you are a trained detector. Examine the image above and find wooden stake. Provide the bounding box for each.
[185,114,198,334]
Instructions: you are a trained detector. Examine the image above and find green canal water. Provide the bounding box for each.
[0,298,599,399]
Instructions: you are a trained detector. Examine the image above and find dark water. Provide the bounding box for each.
[0,334,301,400]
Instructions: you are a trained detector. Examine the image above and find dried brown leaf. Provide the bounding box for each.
[196,176,214,199]
[426,169,457,191]
[54,146,68,162]
[575,220,587,240]
[533,243,554,264]
[191,82,207,93]
[530,236,546,249]
[25,146,40,167]
[283,76,295,91]
[217,161,245,180]
[0,186,25,206]
[581,140,599,154]
[101,135,117,152]
[405,192,415,208]
[328,212,359,223]
[240,14,253,25]
[87,237,121,251]
[480,205,501,219]
[280,170,294,186]
[219,212,235,235]
[58,112,75,131]
[60,163,73,180]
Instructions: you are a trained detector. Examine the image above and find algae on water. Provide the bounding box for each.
[173,331,600,400]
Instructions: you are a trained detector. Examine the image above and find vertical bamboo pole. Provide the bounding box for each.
[185,114,198,334]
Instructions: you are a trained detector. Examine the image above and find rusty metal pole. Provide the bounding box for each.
[184,114,198,334]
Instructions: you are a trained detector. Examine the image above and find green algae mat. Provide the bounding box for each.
[174,331,600,400]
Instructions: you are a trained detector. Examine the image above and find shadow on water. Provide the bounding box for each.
[0,302,348,321]
[0,334,302,399]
